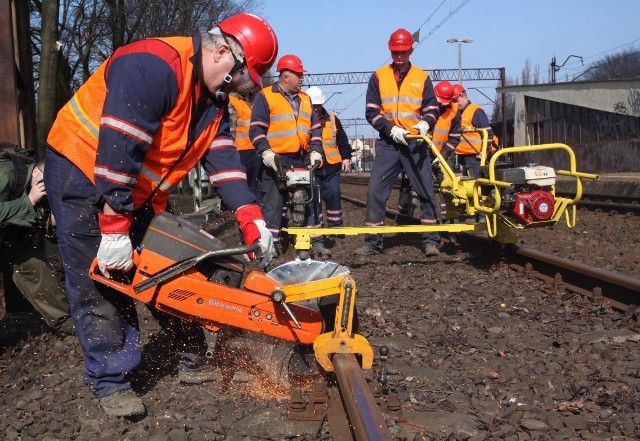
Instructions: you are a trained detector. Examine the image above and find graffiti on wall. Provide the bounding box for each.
[595,112,639,141]
[628,88,640,115]
[613,102,628,114]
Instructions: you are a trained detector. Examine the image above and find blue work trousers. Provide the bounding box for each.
[239,149,263,201]
[458,154,480,179]
[364,139,440,250]
[315,163,343,227]
[44,148,207,398]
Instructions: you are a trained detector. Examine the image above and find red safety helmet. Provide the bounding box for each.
[276,54,306,74]
[452,83,466,100]
[388,28,414,51]
[219,13,279,87]
[434,81,454,105]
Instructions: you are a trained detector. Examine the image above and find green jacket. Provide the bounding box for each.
[0,159,37,245]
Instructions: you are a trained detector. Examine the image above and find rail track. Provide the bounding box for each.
[337,188,640,328]
[280,184,640,439]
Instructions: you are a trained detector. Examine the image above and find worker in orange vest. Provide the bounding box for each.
[44,13,278,417]
[397,80,461,223]
[306,86,352,243]
[249,54,328,258]
[229,90,262,199]
[451,84,494,179]
[357,28,441,257]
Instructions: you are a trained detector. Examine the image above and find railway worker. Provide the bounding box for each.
[451,83,494,179]
[250,54,328,259]
[306,86,353,236]
[356,28,441,257]
[44,13,278,417]
[396,80,462,223]
[0,143,72,335]
[229,90,263,200]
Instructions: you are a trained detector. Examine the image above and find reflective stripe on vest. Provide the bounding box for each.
[47,36,223,212]
[456,103,483,155]
[432,103,458,152]
[229,95,254,151]
[262,88,312,153]
[321,112,342,165]
[377,65,427,133]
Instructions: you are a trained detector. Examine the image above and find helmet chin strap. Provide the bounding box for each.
[214,73,233,101]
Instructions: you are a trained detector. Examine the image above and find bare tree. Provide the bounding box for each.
[492,59,541,122]
[31,0,263,146]
[36,0,60,154]
[582,48,640,81]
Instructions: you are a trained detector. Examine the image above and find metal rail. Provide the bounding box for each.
[339,193,640,316]
[332,354,392,441]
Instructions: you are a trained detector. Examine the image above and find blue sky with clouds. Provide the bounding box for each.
[255,0,640,138]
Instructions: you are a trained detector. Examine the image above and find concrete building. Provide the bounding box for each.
[497,79,640,173]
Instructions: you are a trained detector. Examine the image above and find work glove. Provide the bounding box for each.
[390,125,409,146]
[412,120,430,144]
[97,212,133,278]
[309,151,323,167]
[235,204,274,268]
[261,149,277,172]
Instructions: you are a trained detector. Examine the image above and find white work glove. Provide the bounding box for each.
[261,149,277,172]
[412,120,430,135]
[412,120,430,144]
[309,151,323,166]
[235,204,275,268]
[390,125,409,146]
[97,212,134,278]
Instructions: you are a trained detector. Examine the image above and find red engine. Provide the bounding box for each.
[510,190,555,224]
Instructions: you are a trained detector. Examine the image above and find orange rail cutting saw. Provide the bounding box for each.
[89,211,372,370]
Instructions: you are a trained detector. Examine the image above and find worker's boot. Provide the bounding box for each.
[178,359,223,384]
[98,389,146,417]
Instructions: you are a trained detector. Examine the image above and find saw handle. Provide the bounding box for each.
[270,289,302,329]
[88,259,137,291]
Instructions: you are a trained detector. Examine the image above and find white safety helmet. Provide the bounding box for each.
[306,86,325,105]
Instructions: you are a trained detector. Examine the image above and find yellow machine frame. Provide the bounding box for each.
[274,273,372,372]
[284,131,599,249]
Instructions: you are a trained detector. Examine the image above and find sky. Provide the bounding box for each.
[255,0,640,139]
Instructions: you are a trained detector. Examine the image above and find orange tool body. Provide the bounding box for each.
[89,212,323,344]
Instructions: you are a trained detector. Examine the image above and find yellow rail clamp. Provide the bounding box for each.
[274,273,373,371]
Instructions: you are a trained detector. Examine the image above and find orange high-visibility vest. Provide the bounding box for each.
[321,112,342,165]
[47,37,222,213]
[456,103,484,155]
[229,95,254,151]
[262,88,312,153]
[432,103,458,152]
[377,65,428,133]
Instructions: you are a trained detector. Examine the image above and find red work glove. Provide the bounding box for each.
[235,204,274,268]
[96,212,133,278]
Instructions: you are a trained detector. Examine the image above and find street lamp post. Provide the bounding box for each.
[447,37,473,84]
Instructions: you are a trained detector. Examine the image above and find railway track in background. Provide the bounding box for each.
[340,175,640,216]
[337,191,640,329]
